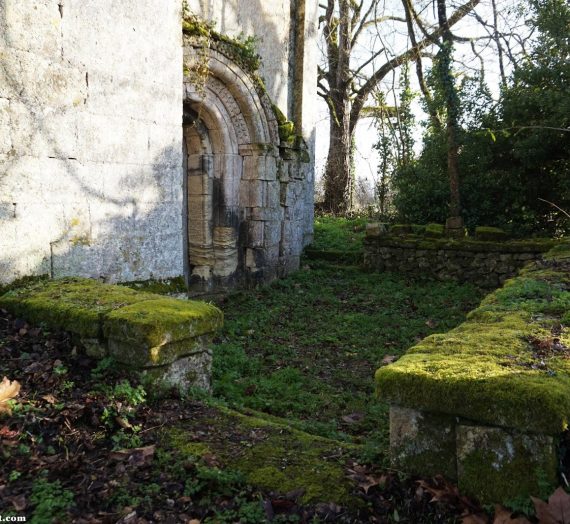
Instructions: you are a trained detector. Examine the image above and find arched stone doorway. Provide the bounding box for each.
[183,41,312,293]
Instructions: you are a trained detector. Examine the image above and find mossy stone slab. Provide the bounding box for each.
[390,406,457,480]
[165,406,361,507]
[108,334,212,368]
[103,298,223,356]
[475,226,508,241]
[376,243,570,435]
[0,277,156,338]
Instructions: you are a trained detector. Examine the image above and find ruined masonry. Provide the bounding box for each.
[0,0,317,292]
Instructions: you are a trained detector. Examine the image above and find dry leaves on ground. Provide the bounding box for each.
[0,376,21,416]
[532,487,570,524]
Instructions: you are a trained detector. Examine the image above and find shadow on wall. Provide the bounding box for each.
[0,4,184,284]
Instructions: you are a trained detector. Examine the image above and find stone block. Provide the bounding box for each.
[141,349,213,392]
[0,277,223,391]
[389,407,458,481]
[456,424,557,502]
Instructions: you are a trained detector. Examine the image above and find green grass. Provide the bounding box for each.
[212,260,485,459]
[310,216,368,252]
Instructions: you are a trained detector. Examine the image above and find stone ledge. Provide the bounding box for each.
[0,277,223,391]
[376,242,570,501]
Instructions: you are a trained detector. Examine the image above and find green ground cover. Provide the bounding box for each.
[309,216,368,252]
[211,218,485,460]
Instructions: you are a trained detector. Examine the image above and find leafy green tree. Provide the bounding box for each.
[391,0,570,236]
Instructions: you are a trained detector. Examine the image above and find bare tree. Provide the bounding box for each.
[318,0,481,214]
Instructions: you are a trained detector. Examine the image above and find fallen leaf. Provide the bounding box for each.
[548,487,570,523]
[532,487,570,524]
[0,377,21,416]
[425,319,437,328]
[11,494,27,511]
[0,426,19,439]
[42,394,57,404]
[202,453,222,468]
[347,467,387,494]
[493,505,532,524]
[115,416,133,429]
[110,445,155,465]
[382,355,397,365]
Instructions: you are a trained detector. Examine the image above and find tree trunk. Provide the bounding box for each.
[323,98,352,214]
[437,0,463,232]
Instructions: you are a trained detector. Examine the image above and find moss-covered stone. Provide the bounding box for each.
[121,276,187,295]
[278,121,296,143]
[476,226,508,241]
[367,235,557,254]
[411,224,427,235]
[165,406,361,507]
[0,277,154,338]
[424,223,444,238]
[456,425,557,502]
[390,224,412,235]
[0,277,223,370]
[103,298,222,355]
[272,104,288,125]
[390,407,457,480]
[376,243,570,435]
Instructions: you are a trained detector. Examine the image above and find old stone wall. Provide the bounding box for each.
[0,0,184,284]
[186,0,317,243]
[363,235,555,288]
[1,1,316,289]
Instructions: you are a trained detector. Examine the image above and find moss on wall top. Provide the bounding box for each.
[375,243,570,434]
[364,233,558,254]
[0,278,223,355]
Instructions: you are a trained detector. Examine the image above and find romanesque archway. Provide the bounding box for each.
[183,44,282,292]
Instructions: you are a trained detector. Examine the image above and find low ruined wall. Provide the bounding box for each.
[363,234,556,288]
[376,242,570,502]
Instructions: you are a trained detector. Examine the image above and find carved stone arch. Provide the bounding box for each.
[183,42,282,292]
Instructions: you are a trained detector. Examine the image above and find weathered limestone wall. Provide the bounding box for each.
[363,234,554,288]
[187,0,317,247]
[0,1,183,284]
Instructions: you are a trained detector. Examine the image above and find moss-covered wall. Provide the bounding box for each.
[376,242,570,502]
[363,232,556,288]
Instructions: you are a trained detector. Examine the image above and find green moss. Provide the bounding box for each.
[121,276,187,295]
[375,243,570,434]
[183,14,261,74]
[411,224,427,235]
[103,298,222,350]
[425,223,444,238]
[0,274,48,297]
[390,224,413,235]
[278,121,296,143]
[372,235,558,253]
[457,428,557,502]
[272,104,288,125]
[165,406,360,506]
[0,278,223,365]
[0,277,154,338]
[476,226,508,241]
